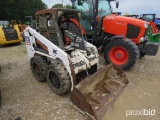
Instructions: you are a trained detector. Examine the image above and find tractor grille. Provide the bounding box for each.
[3,29,18,41]
[126,24,140,38]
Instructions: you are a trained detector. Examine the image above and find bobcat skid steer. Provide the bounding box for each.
[25,8,129,120]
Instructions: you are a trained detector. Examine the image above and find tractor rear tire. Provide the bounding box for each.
[30,56,48,82]
[47,62,71,95]
[104,38,139,70]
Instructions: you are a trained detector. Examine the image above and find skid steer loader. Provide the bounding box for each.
[0,21,22,47]
[25,8,128,119]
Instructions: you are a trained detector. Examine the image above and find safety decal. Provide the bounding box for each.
[25,36,30,45]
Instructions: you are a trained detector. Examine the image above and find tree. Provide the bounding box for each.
[52,4,63,8]
[0,0,47,23]
[65,4,72,9]
[52,4,72,9]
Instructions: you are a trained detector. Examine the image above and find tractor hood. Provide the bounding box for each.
[105,14,148,29]
[102,14,148,44]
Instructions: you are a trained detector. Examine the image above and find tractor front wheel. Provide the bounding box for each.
[104,38,139,70]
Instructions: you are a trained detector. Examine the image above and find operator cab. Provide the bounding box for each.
[140,14,156,22]
[72,0,112,33]
[0,21,11,29]
[36,8,85,52]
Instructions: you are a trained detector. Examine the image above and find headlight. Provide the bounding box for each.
[144,23,148,28]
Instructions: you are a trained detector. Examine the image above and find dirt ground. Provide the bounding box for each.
[0,42,160,120]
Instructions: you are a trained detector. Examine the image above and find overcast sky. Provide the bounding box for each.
[42,0,160,17]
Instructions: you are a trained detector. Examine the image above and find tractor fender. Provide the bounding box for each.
[101,35,125,52]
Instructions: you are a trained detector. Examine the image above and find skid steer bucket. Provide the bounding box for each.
[70,64,129,120]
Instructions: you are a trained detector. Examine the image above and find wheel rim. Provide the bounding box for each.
[49,71,61,89]
[33,62,41,76]
[109,46,129,65]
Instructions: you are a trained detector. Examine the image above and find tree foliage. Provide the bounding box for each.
[52,4,72,9]
[66,4,72,9]
[52,4,63,8]
[0,0,47,23]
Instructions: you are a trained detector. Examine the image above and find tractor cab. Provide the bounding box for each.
[72,0,116,35]
[140,14,156,22]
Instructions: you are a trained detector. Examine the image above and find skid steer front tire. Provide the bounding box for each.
[30,56,48,82]
[47,62,71,95]
[104,38,139,70]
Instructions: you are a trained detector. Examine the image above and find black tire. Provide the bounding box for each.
[104,38,139,70]
[30,56,48,82]
[47,62,71,95]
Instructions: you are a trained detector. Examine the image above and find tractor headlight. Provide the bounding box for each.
[144,23,148,28]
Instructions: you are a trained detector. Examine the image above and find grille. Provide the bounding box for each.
[126,24,140,38]
[3,29,18,41]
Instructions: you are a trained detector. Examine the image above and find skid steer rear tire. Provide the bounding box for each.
[47,62,71,95]
[30,56,48,82]
[104,38,139,70]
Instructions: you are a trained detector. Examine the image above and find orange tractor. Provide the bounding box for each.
[70,0,159,69]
